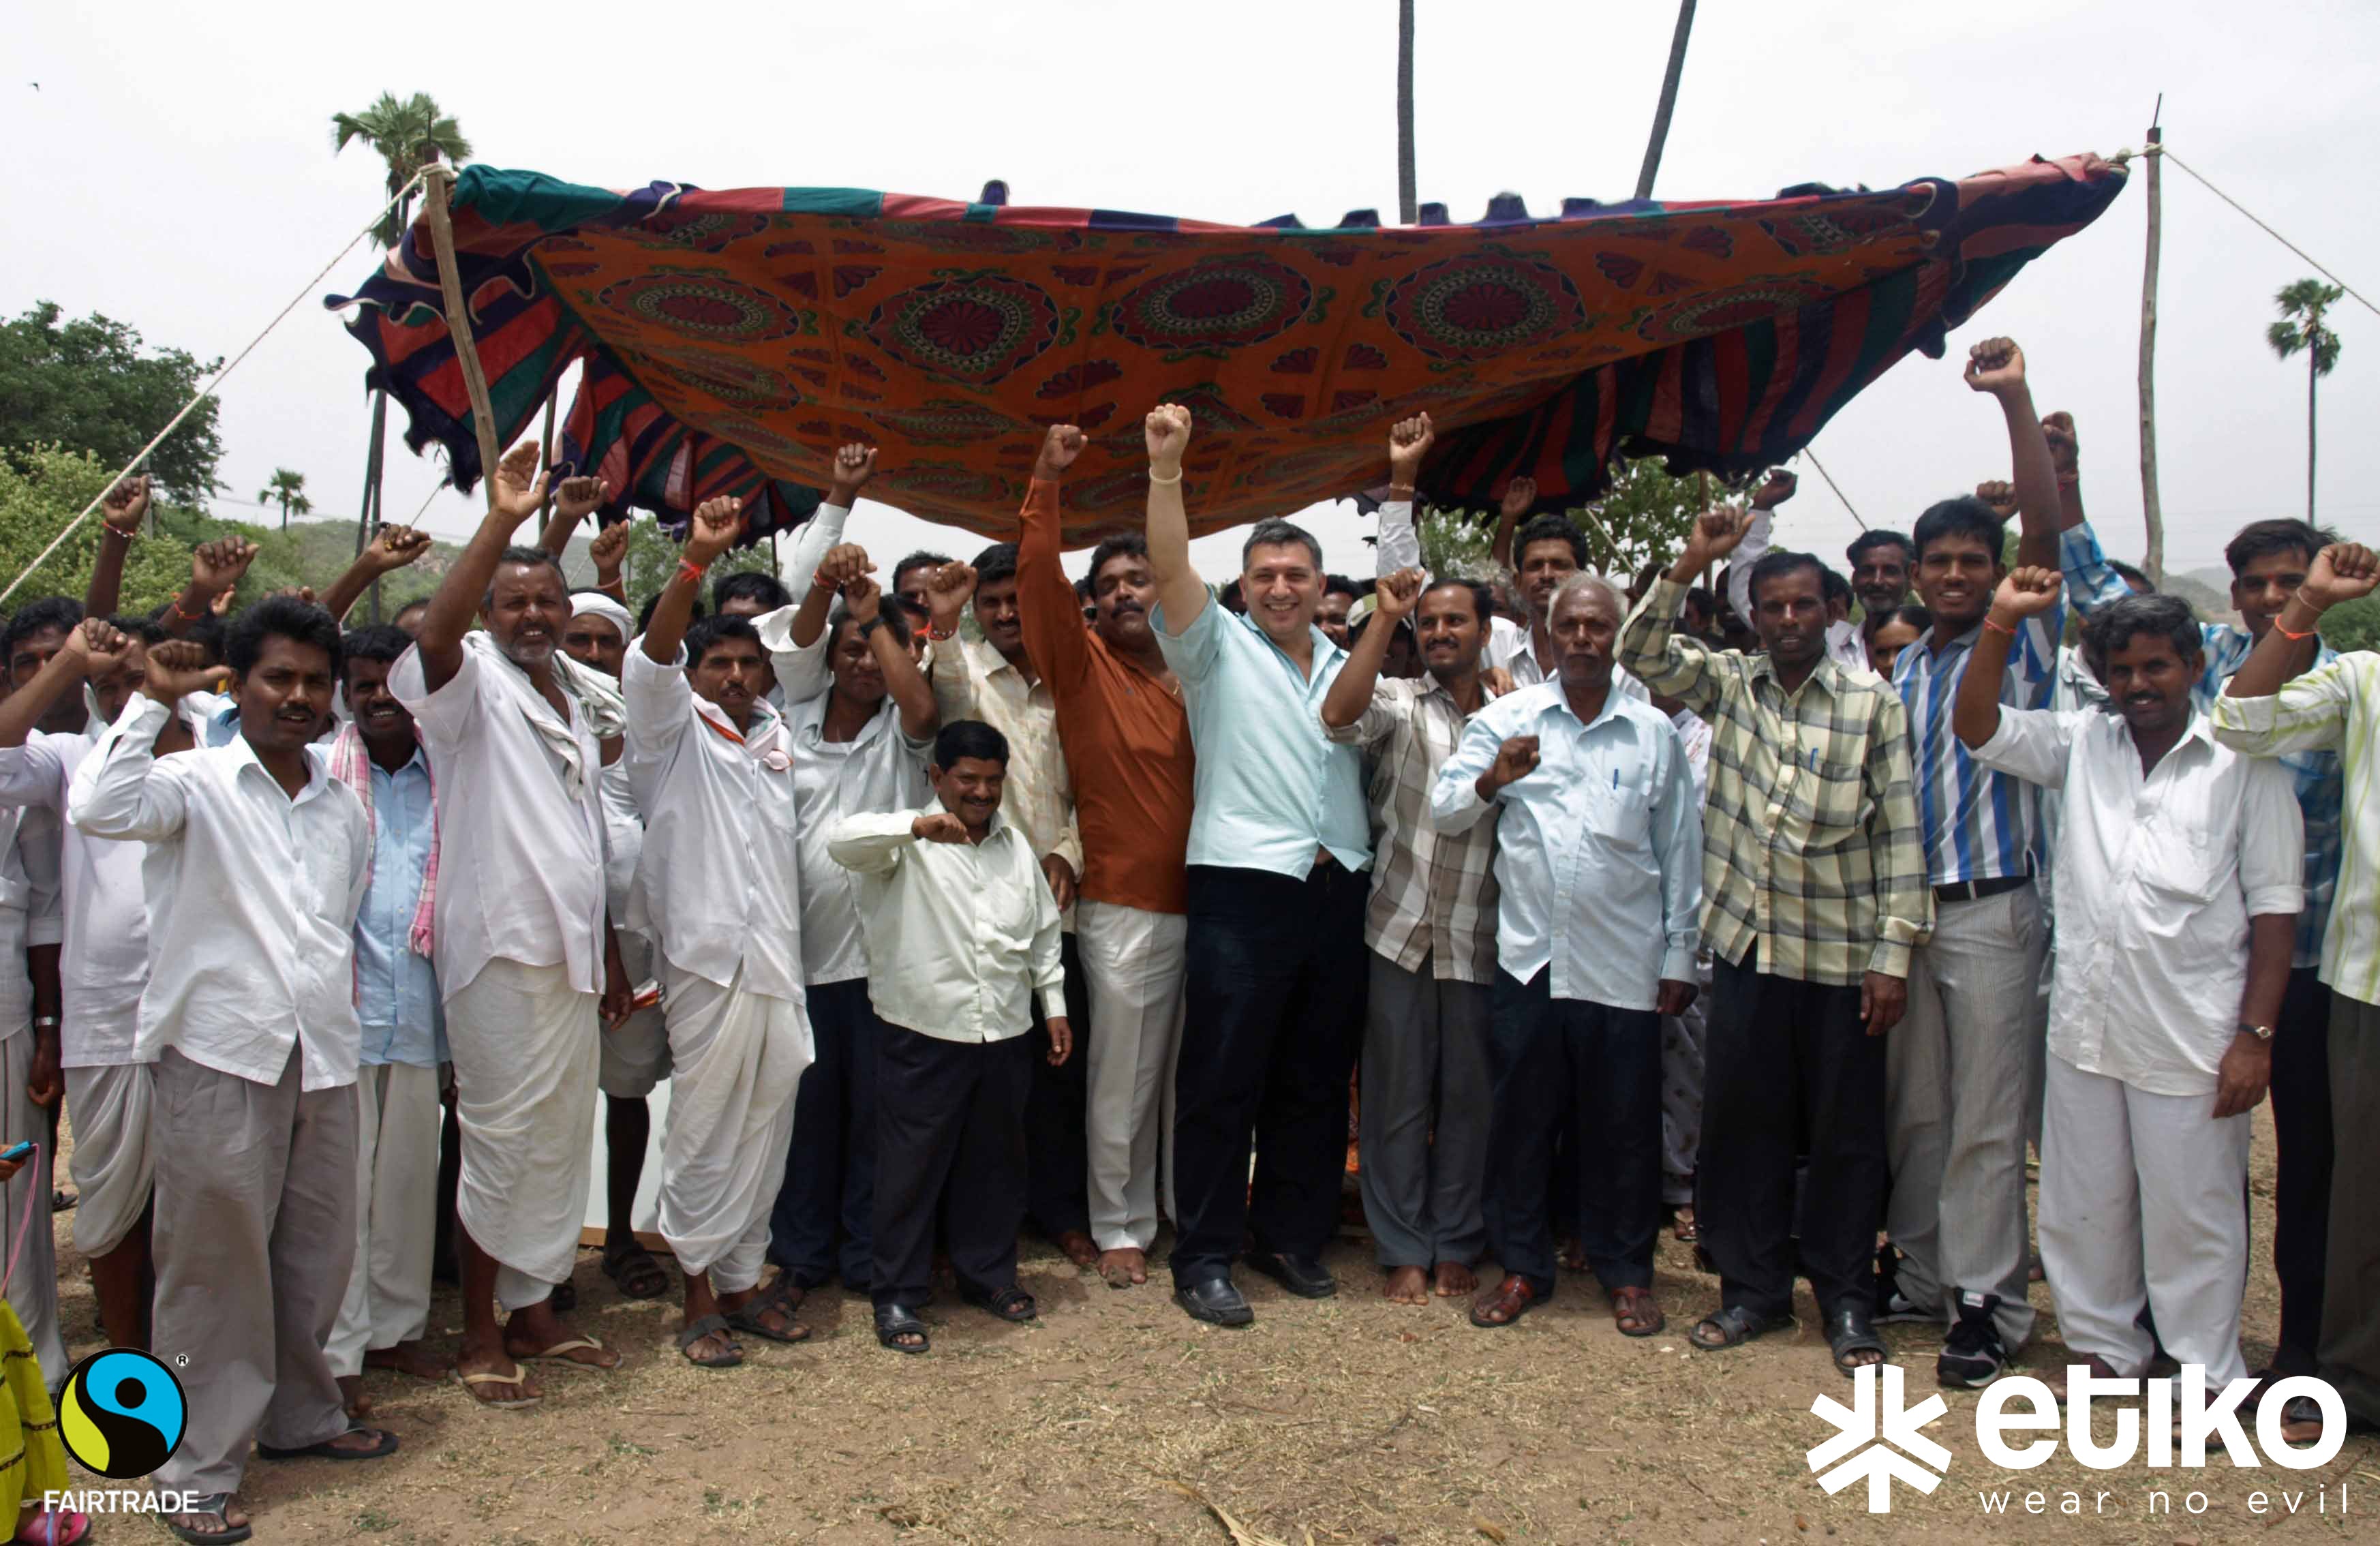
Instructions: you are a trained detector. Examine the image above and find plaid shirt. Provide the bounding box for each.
[2062,522,2344,968]
[1324,676,1499,982]
[1623,577,1934,984]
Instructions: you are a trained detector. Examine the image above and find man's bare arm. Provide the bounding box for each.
[1142,404,1206,633]
[414,440,551,691]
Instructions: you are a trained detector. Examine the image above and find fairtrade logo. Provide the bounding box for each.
[58,1349,185,1480]
[1807,1362,1953,1513]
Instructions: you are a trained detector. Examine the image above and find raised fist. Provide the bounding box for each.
[1037,425,1086,478]
[489,440,550,525]
[1964,336,2026,397]
[1387,413,1434,483]
[1989,566,2064,620]
[365,525,433,575]
[1374,567,1425,622]
[912,811,970,844]
[1144,404,1193,470]
[1750,469,1797,510]
[1972,480,2018,520]
[191,536,260,594]
[827,443,880,504]
[553,475,611,524]
[683,496,746,566]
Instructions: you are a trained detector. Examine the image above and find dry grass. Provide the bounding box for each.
[51,1102,2376,1544]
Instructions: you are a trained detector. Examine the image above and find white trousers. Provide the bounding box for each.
[446,959,600,1312]
[326,1061,442,1377]
[657,965,812,1288]
[2039,1053,2251,1391]
[0,1033,60,1386]
[1076,900,1186,1252]
[63,1061,152,1260]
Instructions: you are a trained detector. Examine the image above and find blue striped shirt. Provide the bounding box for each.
[2060,522,2343,967]
[1893,609,2058,885]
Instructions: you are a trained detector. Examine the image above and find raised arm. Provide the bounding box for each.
[1375,414,1434,575]
[1962,337,2060,571]
[66,641,222,842]
[321,524,433,623]
[1722,471,1795,626]
[84,476,150,620]
[1620,509,1750,709]
[163,537,260,639]
[783,444,877,594]
[2223,543,2379,706]
[1320,568,1420,730]
[1016,427,1092,689]
[643,496,744,665]
[414,440,551,691]
[1953,568,2062,751]
[1489,476,1534,575]
[921,560,981,721]
[0,620,118,752]
[536,474,612,561]
[1142,404,1206,634]
[845,571,936,740]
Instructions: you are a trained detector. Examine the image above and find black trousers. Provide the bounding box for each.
[1484,969,1661,1298]
[1024,932,1093,1242]
[872,1023,1033,1310]
[766,977,883,1291]
[1170,863,1367,1286]
[1698,956,1885,1320]
[2270,965,2335,1376]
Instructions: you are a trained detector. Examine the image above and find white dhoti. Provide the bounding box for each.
[0,1033,60,1386]
[327,1061,442,1377]
[2039,1052,2252,1392]
[598,928,671,1099]
[446,958,600,1310]
[63,1061,153,1260]
[656,965,811,1289]
[1076,900,1187,1252]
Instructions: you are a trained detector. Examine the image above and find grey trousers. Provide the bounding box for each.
[153,1046,357,1496]
[1886,882,2047,1349]
[0,1032,61,1389]
[1356,951,1491,1270]
[2320,990,2380,1425]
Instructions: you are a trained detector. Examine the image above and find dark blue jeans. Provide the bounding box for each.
[1484,969,1661,1299]
[765,977,881,1291]
[1170,864,1367,1287]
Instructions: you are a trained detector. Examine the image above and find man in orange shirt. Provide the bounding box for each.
[1015,425,1197,1290]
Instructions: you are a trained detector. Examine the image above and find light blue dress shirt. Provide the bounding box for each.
[1153,593,1370,879]
[354,746,446,1067]
[1431,680,1703,1012]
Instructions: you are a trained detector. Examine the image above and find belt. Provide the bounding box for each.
[1933,875,2032,904]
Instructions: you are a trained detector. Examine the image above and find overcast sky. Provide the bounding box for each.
[9,1,2376,584]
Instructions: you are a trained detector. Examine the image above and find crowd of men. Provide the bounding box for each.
[0,334,2370,1543]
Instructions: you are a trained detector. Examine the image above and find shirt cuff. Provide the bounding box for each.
[115,694,174,736]
[1866,938,1914,981]
[1660,941,1698,986]
[2246,885,2305,919]
[2211,693,2278,733]
[1037,984,1069,1021]
[27,918,63,949]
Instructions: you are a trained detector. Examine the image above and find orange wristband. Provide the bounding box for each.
[1981,614,2016,637]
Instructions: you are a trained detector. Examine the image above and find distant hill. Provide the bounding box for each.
[2173,569,2236,624]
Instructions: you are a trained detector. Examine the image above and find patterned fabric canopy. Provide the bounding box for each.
[329,155,2126,547]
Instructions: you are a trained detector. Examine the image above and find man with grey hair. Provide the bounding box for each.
[1433,572,1702,1334]
[1143,403,1371,1327]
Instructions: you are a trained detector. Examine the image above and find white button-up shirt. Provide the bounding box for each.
[927,633,1082,880]
[0,800,61,1040]
[68,696,369,1091]
[828,807,1065,1042]
[622,646,805,1001]
[0,730,136,1063]
[1972,707,2302,1097]
[391,634,610,999]
[1431,681,1703,1011]
[789,693,931,987]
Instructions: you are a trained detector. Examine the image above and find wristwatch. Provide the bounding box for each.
[2238,1022,2274,1042]
[855,615,885,639]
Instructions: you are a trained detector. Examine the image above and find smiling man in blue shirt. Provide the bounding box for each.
[1433,573,1702,1338]
[1143,403,1371,1328]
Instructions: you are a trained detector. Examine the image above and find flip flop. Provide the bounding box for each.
[14,1509,90,1545]
[160,1494,248,1546]
[451,1364,541,1409]
[675,1313,744,1369]
[722,1277,812,1345]
[256,1425,400,1461]
[511,1335,617,1369]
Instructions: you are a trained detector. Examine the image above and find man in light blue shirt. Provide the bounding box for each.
[326,625,449,1417]
[1143,403,1371,1327]
[1433,575,1702,1335]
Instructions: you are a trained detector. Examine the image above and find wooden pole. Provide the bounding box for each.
[1395,0,1417,224]
[2138,120,2165,587]
[536,383,561,524]
[421,166,504,513]
[1635,0,1698,200]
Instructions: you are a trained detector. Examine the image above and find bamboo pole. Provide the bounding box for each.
[1634,0,1698,200]
[421,166,505,513]
[2137,120,2165,587]
[1395,0,1417,224]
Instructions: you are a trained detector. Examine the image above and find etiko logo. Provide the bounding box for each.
[1807,1364,2350,1515]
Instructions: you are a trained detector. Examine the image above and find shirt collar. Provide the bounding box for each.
[1748,650,1844,700]
[1537,678,1628,733]
[225,727,334,806]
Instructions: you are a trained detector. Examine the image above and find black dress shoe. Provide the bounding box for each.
[1245,1249,1337,1299]
[1174,1275,1255,1327]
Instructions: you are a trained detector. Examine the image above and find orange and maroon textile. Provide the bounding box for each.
[330,155,2125,547]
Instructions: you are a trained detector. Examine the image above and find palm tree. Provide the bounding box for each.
[2268,278,2345,521]
[331,91,474,247]
[258,468,311,530]
[333,91,472,618]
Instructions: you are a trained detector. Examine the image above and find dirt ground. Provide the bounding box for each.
[47,1102,2377,1545]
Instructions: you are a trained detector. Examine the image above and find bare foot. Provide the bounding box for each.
[365,1339,447,1381]
[1433,1261,1476,1297]
[1384,1266,1429,1305]
[336,1372,370,1421]
[1557,1237,1587,1272]
[504,1303,622,1369]
[163,1498,249,1538]
[1097,1247,1146,1288]
[324,1425,396,1456]
[1054,1230,1101,1270]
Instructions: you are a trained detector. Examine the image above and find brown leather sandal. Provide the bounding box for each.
[1609,1285,1665,1337]
[1469,1274,1541,1328]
